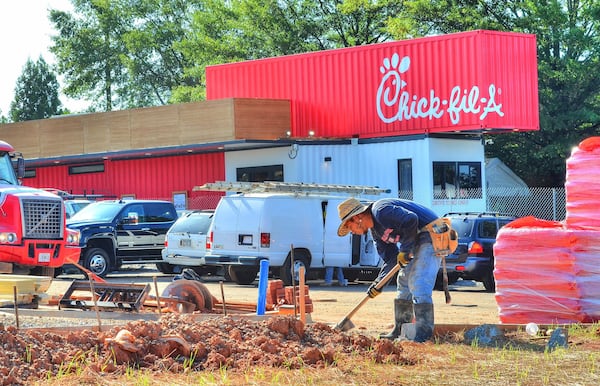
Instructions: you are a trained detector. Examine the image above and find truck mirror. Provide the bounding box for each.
[17,157,25,179]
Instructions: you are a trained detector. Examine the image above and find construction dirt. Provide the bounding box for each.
[0,277,499,385]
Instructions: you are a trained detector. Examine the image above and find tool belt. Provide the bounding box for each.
[421,218,458,257]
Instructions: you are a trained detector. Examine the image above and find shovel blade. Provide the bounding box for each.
[334,317,355,332]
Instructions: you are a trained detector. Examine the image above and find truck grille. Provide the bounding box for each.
[21,198,64,239]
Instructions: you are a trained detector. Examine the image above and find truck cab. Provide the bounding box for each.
[0,140,80,276]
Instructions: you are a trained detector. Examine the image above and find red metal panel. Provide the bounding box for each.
[206,30,539,138]
[25,153,224,206]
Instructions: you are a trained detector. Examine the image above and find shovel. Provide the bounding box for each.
[334,264,401,332]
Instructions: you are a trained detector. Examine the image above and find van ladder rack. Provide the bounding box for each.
[193,181,390,195]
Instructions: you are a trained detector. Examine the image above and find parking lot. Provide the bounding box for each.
[50,264,499,336]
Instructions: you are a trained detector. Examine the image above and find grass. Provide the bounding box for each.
[34,323,599,386]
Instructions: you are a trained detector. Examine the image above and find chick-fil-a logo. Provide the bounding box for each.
[376,53,504,125]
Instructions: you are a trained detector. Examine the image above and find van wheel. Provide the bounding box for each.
[228,266,259,285]
[83,248,112,278]
[280,251,309,286]
[156,262,177,274]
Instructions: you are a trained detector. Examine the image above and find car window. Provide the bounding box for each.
[479,221,498,238]
[122,204,145,223]
[450,219,474,238]
[144,203,177,223]
[170,212,213,234]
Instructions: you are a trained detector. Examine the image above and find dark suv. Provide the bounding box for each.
[66,199,177,277]
[435,212,516,292]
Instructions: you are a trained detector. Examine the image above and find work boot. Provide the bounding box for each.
[379,299,414,340]
[413,303,435,343]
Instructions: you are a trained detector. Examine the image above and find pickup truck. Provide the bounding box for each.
[66,199,177,277]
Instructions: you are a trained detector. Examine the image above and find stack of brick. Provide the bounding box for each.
[266,279,313,313]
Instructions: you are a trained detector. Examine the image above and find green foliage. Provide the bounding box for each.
[46,0,600,186]
[9,56,62,122]
[391,0,600,186]
[49,0,129,111]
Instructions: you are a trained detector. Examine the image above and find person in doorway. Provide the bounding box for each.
[337,197,441,342]
[322,266,348,287]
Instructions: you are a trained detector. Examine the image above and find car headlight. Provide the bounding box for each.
[66,229,80,245]
[0,232,18,244]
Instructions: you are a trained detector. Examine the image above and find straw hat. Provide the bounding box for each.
[337,198,369,236]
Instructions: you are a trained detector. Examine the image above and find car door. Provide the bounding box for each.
[142,203,177,257]
[117,203,148,256]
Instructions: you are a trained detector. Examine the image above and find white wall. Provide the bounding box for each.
[224,137,486,216]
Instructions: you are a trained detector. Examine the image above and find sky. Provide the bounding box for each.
[0,0,88,117]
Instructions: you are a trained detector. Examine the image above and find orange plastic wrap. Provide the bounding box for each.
[565,137,600,227]
[494,219,587,324]
[494,137,600,324]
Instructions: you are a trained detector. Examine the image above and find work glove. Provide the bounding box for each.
[397,251,413,267]
[366,282,382,298]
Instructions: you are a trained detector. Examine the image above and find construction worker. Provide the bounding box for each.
[337,197,441,342]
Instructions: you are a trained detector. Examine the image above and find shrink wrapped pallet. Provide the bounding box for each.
[568,228,600,322]
[565,137,600,227]
[494,217,586,324]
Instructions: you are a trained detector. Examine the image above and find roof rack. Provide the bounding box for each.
[444,212,514,218]
[193,181,390,195]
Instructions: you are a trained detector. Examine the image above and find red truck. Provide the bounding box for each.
[0,140,80,277]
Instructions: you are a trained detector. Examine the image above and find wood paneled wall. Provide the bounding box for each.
[0,98,290,159]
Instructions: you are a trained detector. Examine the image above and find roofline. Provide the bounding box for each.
[24,133,482,168]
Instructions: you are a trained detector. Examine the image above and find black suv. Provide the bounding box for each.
[435,212,516,292]
[66,199,177,277]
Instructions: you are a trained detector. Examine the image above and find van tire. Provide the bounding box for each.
[156,262,177,274]
[228,266,259,285]
[280,251,309,286]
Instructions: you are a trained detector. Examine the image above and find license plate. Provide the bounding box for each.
[180,239,192,247]
[38,252,51,263]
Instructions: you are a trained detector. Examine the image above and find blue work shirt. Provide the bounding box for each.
[369,198,438,280]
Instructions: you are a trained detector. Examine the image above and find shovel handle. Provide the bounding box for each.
[343,264,401,320]
[373,264,401,290]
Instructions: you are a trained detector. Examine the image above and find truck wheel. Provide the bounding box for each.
[83,248,112,278]
[156,262,177,274]
[280,251,309,286]
[228,266,259,285]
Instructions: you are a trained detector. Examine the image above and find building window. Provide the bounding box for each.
[433,162,481,199]
[236,164,284,182]
[397,159,413,200]
[69,163,105,175]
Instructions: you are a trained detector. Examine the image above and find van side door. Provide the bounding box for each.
[322,199,352,267]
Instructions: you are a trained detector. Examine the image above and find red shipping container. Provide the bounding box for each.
[207,30,539,138]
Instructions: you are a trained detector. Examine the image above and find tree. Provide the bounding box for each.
[9,57,62,122]
[389,0,600,186]
[50,0,129,111]
[115,0,203,105]
[172,0,404,102]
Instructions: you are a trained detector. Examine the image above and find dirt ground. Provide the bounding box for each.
[0,272,595,385]
[46,273,499,336]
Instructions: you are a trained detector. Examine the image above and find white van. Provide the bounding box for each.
[202,185,382,285]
